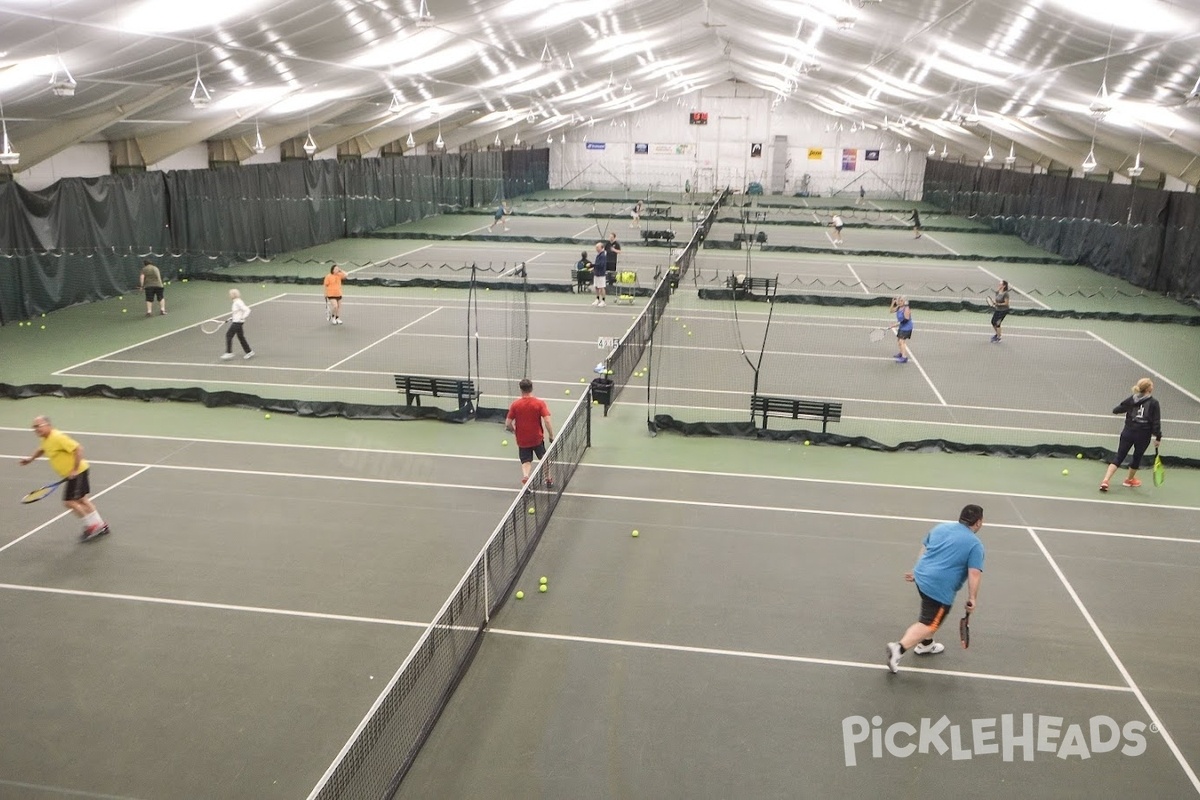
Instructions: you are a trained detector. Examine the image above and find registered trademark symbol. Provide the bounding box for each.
[1150,723,1160,734]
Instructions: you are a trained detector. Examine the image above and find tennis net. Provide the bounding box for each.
[308,387,592,800]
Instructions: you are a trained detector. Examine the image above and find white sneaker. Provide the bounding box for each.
[591,299,600,306]
[243,351,255,360]
[913,641,945,655]
[886,642,902,673]
[220,353,235,360]
[598,300,606,306]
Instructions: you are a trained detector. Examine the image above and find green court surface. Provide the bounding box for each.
[2,198,1198,799]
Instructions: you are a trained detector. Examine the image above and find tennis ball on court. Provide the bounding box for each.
[605,369,613,375]
[682,324,687,329]
[631,529,639,538]
[122,308,127,313]
[688,331,693,336]
[118,296,124,300]
[40,313,45,318]
[502,439,509,446]
[182,278,188,283]
[565,389,571,395]
[264,413,272,419]
[592,400,599,406]
[539,584,547,593]
[528,506,536,515]
[1076,453,1083,459]
[580,377,586,383]
[40,325,46,330]
[1062,469,1069,476]
[804,440,811,446]
[539,576,548,585]
[516,590,524,599]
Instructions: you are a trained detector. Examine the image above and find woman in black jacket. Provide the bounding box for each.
[1100,377,1162,492]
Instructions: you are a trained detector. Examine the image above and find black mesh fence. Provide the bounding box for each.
[309,388,592,800]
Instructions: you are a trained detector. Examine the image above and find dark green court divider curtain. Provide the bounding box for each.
[344,159,391,235]
[922,161,1192,298]
[502,149,549,199]
[303,159,345,246]
[464,151,502,208]
[166,166,265,256]
[0,173,170,320]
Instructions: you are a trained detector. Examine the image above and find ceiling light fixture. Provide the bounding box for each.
[1128,126,1145,178]
[388,91,403,114]
[927,143,936,157]
[940,144,948,159]
[983,132,994,162]
[513,131,521,146]
[494,132,502,146]
[251,120,266,155]
[539,42,553,65]
[415,0,434,28]
[0,97,19,167]
[546,133,553,145]
[190,57,212,108]
[406,131,415,148]
[435,121,444,149]
[1004,142,1017,166]
[303,131,318,156]
[1081,120,1099,173]
[1090,26,1114,121]
[49,56,77,97]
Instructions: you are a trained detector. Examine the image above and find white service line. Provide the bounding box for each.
[52,293,289,376]
[976,264,1053,310]
[324,307,443,370]
[1028,528,1200,793]
[904,349,948,405]
[1085,330,1200,405]
[346,243,434,274]
[1,466,151,555]
[918,231,959,255]
[0,582,429,629]
[487,628,1132,693]
[845,262,871,294]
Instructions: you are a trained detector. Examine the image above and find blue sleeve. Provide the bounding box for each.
[968,541,985,571]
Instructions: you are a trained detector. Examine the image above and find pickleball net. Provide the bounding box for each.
[308,386,592,800]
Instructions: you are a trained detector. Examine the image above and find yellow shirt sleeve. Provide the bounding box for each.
[42,430,88,478]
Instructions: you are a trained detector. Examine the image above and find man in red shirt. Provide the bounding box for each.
[505,378,555,486]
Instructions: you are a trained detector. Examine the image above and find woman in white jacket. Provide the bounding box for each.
[220,288,255,360]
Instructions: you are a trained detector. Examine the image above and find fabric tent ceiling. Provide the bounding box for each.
[0,0,1197,182]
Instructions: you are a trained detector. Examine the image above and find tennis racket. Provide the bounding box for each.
[959,611,971,649]
[869,327,887,343]
[1153,446,1165,487]
[985,296,996,308]
[200,318,227,335]
[22,479,66,504]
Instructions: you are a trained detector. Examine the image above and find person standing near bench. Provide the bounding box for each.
[591,241,608,307]
[221,288,254,360]
[505,378,554,487]
[140,259,166,316]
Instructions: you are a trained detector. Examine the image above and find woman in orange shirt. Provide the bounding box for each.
[324,264,346,324]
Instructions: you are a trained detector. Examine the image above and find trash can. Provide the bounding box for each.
[590,377,614,409]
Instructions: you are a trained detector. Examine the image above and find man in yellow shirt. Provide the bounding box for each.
[323,264,347,325]
[20,416,110,542]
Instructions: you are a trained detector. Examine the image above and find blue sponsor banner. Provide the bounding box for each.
[586,142,606,151]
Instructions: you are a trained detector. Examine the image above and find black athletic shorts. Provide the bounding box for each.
[144,286,164,301]
[916,586,952,631]
[63,469,92,502]
[518,443,547,464]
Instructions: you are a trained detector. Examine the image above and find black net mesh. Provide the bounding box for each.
[310,389,591,800]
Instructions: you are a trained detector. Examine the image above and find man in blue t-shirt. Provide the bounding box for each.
[886,504,985,674]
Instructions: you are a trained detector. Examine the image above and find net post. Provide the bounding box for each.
[585,386,592,448]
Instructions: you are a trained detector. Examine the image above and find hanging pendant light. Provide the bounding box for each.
[406,131,415,148]
[1081,147,1098,173]
[303,131,318,156]
[927,143,936,157]
[388,91,404,114]
[1004,142,1017,166]
[251,120,266,155]
[0,98,20,167]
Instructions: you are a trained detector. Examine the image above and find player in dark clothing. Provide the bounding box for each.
[909,208,922,238]
[1100,377,1162,492]
[605,232,621,272]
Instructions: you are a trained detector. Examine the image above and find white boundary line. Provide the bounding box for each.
[324,307,443,371]
[920,231,959,255]
[1027,527,1200,793]
[0,583,429,629]
[844,262,871,294]
[52,293,289,377]
[0,467,150,555]
[976,264,1053,310]
[1085,330,1200,405]
[904,349,947,405]
[2,435,1196,516]
[346,244,433,274]
[487,628,1132,692]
